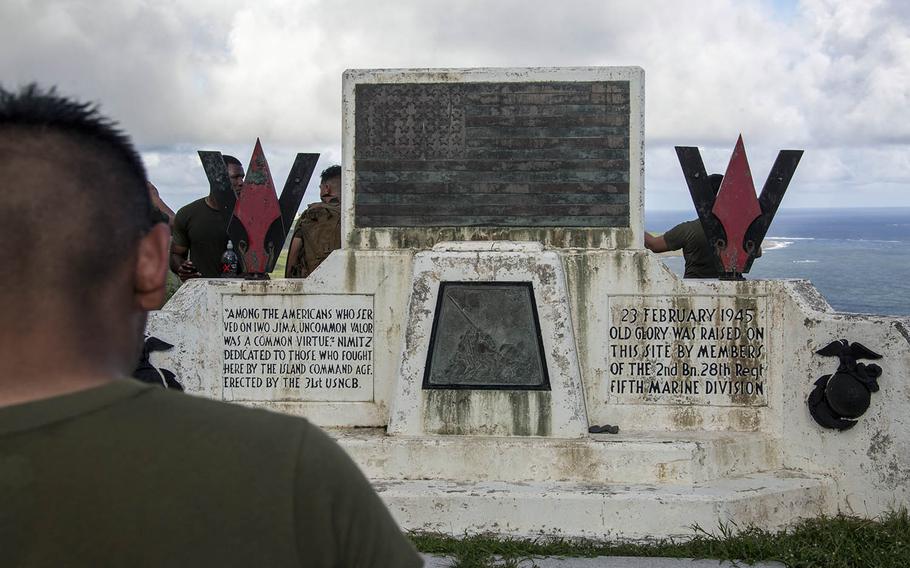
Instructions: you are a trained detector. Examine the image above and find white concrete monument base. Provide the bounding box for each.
[146,65,909,541]
[148,247,909,540]
[330,426,834,539]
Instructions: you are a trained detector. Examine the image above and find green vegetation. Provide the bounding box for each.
[163,271,181,303]
[270,249,288,279]
[411,510,910,568]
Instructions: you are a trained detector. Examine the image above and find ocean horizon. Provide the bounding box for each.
[645,206,910,317]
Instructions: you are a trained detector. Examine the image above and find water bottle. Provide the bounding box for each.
[220,240,239,277]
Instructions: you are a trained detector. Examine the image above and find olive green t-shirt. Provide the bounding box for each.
[663,219,718,279]
[172,198,229,278]
[0,380,422,567]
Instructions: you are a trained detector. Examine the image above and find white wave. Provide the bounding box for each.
[792,259,819,264]
[762,240,793,251]
[765,236,815,240]
[845,238,902,244]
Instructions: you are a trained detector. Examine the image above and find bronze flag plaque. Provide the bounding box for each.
[355,81,631,228]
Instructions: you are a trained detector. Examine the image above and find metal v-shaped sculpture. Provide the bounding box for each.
[712,136,763,273]
[198,140,319,276]
[675,135,803,279]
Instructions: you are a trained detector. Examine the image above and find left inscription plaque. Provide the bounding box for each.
[221,294,374,402]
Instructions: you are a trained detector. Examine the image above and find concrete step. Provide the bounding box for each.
[376,470,836,541]
[330,429,780,485]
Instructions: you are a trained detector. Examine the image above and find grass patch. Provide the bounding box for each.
[270,250,288,279]
[411,509,910,567]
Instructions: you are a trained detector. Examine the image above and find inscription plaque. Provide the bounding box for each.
[424,282,549,390]
[221,294,374,402]
[606,296,768,406]
[355,81,631,228]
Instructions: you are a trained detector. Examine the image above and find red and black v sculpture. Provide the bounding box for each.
[675,135,803,279]
[198,140,320,277]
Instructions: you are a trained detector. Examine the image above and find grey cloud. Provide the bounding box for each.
[0,1,235,144]
[2,0,908,210]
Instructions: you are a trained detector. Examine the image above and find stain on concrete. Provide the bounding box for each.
[671,406,704,430]
[866,429,910,487]
[424,390,551,436]
[349,227,637,251]
[789,280,833,313]
[893,321,910,347]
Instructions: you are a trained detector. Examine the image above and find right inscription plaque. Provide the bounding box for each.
[354,81,631,228]
[606,296,768,406]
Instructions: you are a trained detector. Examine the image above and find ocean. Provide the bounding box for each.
[645,207,910,317]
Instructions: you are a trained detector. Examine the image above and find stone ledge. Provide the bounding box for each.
[377,471,835,541]
[330,429,779,485]
[431,241,546,252]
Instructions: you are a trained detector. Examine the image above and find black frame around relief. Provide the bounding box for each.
[422,281,551,391]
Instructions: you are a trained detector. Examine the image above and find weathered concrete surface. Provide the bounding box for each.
[147,249,414,427]
[149,245,910,535]
[331,429,777,485]
[773,283,910,516]
[563,250,776,433]
[150,243,910,536]
[378,472,834,541]
[388,241,587,438]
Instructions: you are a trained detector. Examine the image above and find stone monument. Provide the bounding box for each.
[148,67,910,541]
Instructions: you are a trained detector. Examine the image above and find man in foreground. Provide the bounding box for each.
[286,165,342,278]
[0,85,421,567]
[170,154,245,280]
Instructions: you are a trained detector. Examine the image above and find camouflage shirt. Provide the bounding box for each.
[286,202,341,278]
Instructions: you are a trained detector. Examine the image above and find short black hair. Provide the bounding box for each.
[709,173,724,196]
[320,164,341,183]
[223,154,242,168]
[0,84,153,307]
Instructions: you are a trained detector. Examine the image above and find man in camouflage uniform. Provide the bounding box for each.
[285,165,342,278]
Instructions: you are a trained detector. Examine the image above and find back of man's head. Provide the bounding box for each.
[320,164,341,183]
[0,84,154,329]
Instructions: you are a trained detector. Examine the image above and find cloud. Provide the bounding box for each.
[1,0,239,143]
[2,0,908,210]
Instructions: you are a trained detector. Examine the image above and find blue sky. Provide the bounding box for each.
[2,0,908,212]
[769,0,799,20]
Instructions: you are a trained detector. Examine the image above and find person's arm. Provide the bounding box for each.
[169,244,200,281]
[170,208,202,281]
[644,232,670,253]
[285,236,304,278]
[147,182,175,227]
[169,245,187,275]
